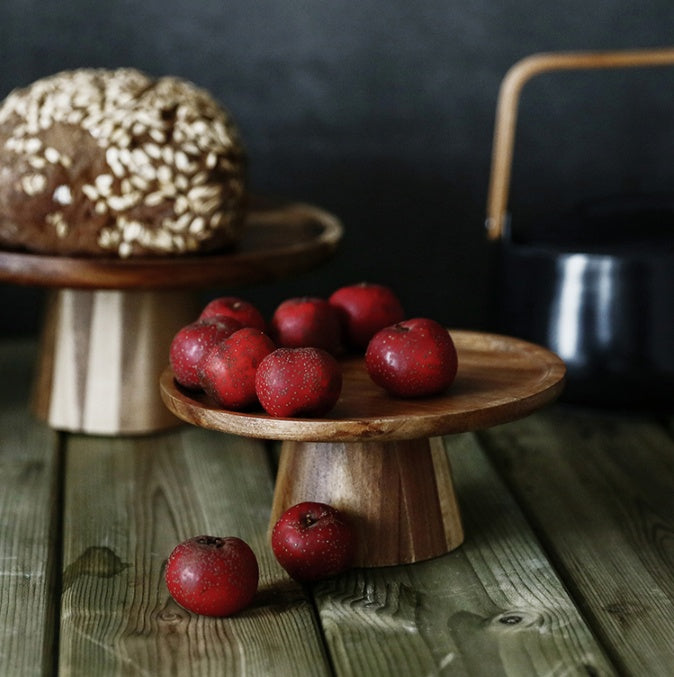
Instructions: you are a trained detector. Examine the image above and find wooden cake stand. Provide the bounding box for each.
[0,201,342,435]
[160,330,566,567]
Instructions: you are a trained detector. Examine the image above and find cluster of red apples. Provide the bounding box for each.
[169,282,459,418]
[165,283,460,619]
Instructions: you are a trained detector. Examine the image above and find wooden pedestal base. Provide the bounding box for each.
[270,436,464,567]
[32,288,200,435]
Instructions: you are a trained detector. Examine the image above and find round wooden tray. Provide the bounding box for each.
[160,330,566,441]
[0,200,342,290]
[160,331,566,567]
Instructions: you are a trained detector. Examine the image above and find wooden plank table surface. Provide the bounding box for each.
[1,337,673,676]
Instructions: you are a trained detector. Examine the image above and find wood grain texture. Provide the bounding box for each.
[480,407,674,676]
[58,426,331,677]
[270,436,464,567]
[32,288,199,434]
[160,330,567,442]
[0,200,342,290]
[0,340,61,676]
[311,432,616,676]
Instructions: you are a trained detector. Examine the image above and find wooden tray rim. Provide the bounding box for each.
[0,200,342,290]
[160,330,567,442]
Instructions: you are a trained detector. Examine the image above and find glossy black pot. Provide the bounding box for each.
[497,197,674,407]
[486,49,674,409]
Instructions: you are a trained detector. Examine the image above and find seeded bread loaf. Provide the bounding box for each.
[0,68,247,257]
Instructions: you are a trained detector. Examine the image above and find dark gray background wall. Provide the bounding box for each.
[1,1,673,335]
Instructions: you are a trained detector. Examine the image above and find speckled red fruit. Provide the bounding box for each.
[199,296,267,331]
[165,535,259,617]
[329,282,405,350]
[365,318,458,398]
[270,296,343,355]
[255,347,342,418]
[271,502,356,582]
[199,327,276,410]
[169,316,243,390]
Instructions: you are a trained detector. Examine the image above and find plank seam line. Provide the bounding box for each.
[473,428,623,676]
[47,429,68,676]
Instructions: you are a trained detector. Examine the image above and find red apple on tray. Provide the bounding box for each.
[365,317,458,398]
[199,296,267,331]
[329,282,405,350]
[165,535,259,617]
[169,316,243,390]
[255,347,342,417]
[199,327,276,410]
[271,502,356,582]
[270,296,343,356]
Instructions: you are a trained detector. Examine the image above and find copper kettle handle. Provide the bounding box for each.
[486,47,674,241]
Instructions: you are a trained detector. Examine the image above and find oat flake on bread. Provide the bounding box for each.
[0,68,247,257]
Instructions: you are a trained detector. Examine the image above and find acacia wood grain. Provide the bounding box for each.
[32,288,199,434]
[160,330,567,442]
[0,201,342,289]
[270,436,464,567]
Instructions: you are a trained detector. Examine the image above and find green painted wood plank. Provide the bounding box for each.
[312,432,616,676]
[0,339,61,676]
[480,407,674,676]
[58,427,331,677]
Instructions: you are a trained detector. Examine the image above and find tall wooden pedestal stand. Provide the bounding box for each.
[0,201,342,435]
[161,331,566,567]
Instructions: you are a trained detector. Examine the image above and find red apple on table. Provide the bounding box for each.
[255,347,342,417]
[365,317,458,398]
[270,296,343,355]
[165,535,259,617]
[329,282,405,350]
[199,296,267,331]
[169,316,243,390]
[199,327,276,410]
[271,502,356,582]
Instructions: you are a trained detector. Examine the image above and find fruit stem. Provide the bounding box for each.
[197,536,223,547]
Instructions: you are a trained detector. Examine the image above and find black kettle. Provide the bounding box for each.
[486,49,674,409]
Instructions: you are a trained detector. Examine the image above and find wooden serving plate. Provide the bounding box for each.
[160,330,566,567]
[0,201,342,434]
[0,200,342,290]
